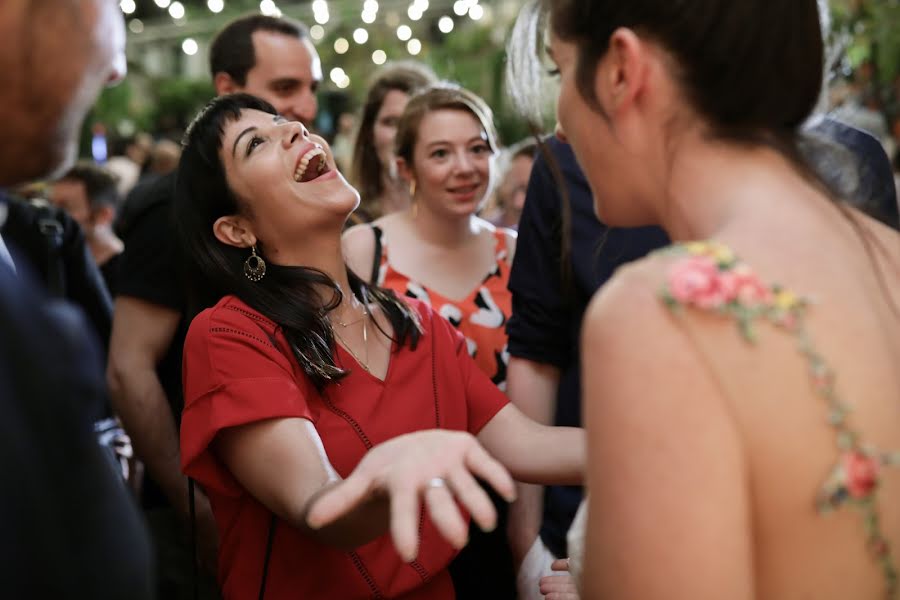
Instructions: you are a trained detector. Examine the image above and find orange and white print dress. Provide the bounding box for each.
[370,225,513,391]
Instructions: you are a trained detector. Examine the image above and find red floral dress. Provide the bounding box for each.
[371,226,513,391]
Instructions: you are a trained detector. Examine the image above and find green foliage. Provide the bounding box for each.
[829,0,899,121]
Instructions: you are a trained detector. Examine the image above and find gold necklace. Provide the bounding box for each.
[331,304,369,328]
[332,312,370,373]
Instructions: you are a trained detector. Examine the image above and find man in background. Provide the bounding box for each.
[49,162,124,292]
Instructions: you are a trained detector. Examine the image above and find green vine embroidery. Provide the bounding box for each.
[659,241,900,598]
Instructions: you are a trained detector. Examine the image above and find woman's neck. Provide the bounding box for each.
[268,232,357,311]
[659,136,818,243]
[407,201,478,249]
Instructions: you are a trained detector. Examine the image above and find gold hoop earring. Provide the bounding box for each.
[243,245,266,282]
[409,179,416,198]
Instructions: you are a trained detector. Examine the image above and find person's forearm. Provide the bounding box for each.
[510,425,584,486]
[107,362,186,512]
[506,358,560,564]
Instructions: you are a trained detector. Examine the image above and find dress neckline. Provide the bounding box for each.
[380,228,508,304]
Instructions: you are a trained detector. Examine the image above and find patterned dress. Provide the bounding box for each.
[371,225,513,390]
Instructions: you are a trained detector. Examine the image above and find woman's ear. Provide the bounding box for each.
[396,157,413,184]
[599,28,650,114]
[213,215,256,249]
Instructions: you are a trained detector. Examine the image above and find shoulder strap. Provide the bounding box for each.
[370,225,384,284]
[34,203,66,298]
[493,229,509,263]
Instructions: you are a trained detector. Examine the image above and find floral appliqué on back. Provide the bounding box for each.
[659,241,900,599]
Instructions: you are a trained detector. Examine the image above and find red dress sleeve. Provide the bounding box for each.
[180,298,313,497]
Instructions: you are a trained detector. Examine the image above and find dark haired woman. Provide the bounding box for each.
[501,0,900,598]
[350,61,436,223]
[173,93,583,600]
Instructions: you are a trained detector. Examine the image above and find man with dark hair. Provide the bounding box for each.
[209,14,320,126]
[50,162,125,292]
[0,1,151,597]
[108,13,322,598]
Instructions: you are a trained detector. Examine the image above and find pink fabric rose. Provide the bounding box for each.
[843,451,879,499]
[719,265,771,306]
[668,256,729,309]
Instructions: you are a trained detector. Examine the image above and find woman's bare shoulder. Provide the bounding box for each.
[584,250,675,331]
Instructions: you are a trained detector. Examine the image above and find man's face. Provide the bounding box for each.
[239,31,322,127]
[50,179,92,231]
[0,0,126,186]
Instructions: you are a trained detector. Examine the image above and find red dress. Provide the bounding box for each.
[372,227,513,390]
[180,296,508,600]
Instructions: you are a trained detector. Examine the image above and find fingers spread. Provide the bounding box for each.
[389,482,421,563]
[464,442,516,502]
[423,482,468,549]
[446,467,497,532]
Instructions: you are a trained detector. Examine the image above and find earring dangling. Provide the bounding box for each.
[409,179,418,218]
[243,245,266,282]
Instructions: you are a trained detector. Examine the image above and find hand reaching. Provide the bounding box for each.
[305,430,516,562]
[539,559,580,600]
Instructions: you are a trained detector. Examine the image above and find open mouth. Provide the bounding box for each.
[448,183,480,196]
[293,146,331,183]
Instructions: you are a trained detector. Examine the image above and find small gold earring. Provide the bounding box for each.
[409,179,417,198]
[243,245,266,282]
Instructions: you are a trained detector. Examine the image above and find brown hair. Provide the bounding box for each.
[350,62,436,218]
[394,82,500,169]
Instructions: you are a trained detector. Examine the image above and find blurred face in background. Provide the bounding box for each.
[50,179,92,230]
[0,0,126,185]
[374,89,410,179]
[497,153,534,222]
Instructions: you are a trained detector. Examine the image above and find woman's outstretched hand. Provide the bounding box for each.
[305,430,516,562]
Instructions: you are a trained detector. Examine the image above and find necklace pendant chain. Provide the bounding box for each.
[332,311,371,373]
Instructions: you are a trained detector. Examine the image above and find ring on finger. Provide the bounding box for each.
[426,477,448,490]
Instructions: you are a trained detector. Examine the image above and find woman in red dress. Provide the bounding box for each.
[173,93,584,599]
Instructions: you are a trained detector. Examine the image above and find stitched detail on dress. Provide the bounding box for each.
[321,392,373,450]
[209,327,275,348]
[431,315,441,428]
[224,304,275,325]
[407,508,431,583]
[408,558,430,584]
[348,551,385,599]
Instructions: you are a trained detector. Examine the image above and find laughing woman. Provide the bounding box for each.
[173,94,583,600]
